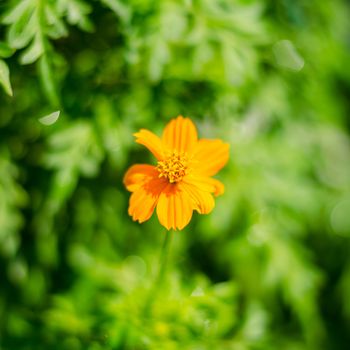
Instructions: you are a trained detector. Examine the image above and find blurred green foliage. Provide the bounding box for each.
[1,0,350,349]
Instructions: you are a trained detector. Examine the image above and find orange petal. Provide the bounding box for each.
[162,116,198,154]
[179,181,215,214]
[206,177,225,196]
[123,164,159,192]
[182,174,214,191]
[134,129,164,160]
[192,139,229,176]
[183,174,225,197]
[156,185,193,230]
[128,176,168,223]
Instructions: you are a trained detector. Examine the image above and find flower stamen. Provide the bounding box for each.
[157,151,189,183]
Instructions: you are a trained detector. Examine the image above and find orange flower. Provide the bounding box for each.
[123,116,230,230]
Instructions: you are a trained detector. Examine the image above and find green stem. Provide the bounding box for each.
[156,229,173,286]
[144,230,173,315]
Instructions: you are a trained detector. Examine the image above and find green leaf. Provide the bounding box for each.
[0,42,15,58]
[20,34,44,65]
[38,54,59,106]
[0,152,27,257]
[39,111,60,125]
[100,0,131,23]
[2,0,33,25]
[273,40,304,71]
[0,59,13,96]
[7,3,37,49]
[45,3,68,39]
[65,0,94,32]
[148,37,169,82]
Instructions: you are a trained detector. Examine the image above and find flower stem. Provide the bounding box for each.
[156,229,173,286]
[144,230,173,315]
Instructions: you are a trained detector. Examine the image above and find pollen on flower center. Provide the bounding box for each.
[157,151,189,183]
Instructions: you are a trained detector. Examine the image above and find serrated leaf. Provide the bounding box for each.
[0,59,13,96]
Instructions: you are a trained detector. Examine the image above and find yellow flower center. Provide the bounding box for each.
[157,151,189,183]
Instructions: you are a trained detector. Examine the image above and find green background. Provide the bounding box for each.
[1,0,350,349]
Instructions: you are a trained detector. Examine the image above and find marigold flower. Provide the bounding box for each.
[123,116,230,230]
